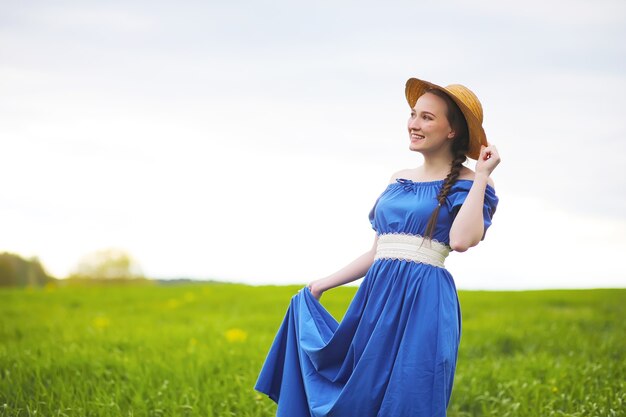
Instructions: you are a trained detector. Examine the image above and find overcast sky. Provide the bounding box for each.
[2,0,625,289]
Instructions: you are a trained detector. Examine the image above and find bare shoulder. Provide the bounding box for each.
[458,166,495,188]
[388,168,414,184]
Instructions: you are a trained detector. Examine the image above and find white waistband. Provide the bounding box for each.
[374,233,450,268]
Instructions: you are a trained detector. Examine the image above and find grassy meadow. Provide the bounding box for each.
[0,283,624,417]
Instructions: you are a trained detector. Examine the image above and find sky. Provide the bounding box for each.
[1,0,625,290]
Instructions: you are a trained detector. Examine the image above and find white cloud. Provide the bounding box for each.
[15,4,156,33]
[447,0,626,25]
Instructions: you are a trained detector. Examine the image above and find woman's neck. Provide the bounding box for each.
[419,151,453,179]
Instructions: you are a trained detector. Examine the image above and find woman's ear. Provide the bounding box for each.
[447,130,456,139]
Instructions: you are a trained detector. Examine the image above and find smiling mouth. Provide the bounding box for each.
[410,133,425,141]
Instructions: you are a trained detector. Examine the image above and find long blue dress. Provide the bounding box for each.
[254,177,499,417]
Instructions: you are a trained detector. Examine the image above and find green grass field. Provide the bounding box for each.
[1,283,624,416]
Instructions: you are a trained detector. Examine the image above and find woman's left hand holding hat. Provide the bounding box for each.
[475,142,501,178]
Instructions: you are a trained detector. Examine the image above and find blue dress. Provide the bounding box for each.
[254,178,499,417]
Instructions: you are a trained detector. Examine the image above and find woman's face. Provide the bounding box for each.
[407,92,455,154]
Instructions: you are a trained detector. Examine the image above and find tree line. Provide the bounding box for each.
[0,252,54,287]
[0,249,152,287]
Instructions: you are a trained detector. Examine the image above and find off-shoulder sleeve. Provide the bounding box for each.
[368,185,390,233]
[445,180,499,240]
[368,195,380,232]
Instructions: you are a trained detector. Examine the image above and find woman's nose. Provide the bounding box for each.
[408,117,421,130]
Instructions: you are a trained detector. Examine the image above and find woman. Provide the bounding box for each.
[254,77,500,417]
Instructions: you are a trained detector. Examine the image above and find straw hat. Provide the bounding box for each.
[405,77,487,160]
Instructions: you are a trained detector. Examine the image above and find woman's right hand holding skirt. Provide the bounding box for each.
[307,279,326,300]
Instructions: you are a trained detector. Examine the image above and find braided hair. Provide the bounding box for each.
[422,88,470,242]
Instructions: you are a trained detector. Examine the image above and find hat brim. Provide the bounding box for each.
[405,77,487,160]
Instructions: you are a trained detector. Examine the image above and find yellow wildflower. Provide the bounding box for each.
[225,328,248,343]
[92,316,110,329]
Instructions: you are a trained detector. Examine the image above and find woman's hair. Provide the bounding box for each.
[422,88,470,242]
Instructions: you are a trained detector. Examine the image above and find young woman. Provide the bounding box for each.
[254,76,501,417]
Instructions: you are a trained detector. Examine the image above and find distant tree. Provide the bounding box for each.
[68,248,145,280]
[0,252,56,287]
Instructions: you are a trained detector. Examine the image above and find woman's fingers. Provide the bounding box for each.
[477,143,500,175]
[488,145,500,163]
[481,144,499,160]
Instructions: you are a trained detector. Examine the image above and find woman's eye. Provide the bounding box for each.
[422,115,431,120]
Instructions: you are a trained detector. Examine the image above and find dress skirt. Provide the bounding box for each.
[254,257,462,417]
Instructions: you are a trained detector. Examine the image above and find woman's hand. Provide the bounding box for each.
[475,142,501,177]
[307,279,326,301]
